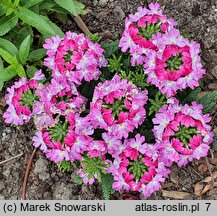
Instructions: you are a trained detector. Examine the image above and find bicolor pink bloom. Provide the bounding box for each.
[124,134,147,160]
[69,134,92,161]
[153,102,214,167]
[33,70,45,81]
[36,78,86,116]
[77,168,96,185]
[46,142,69,163]
[3,77,41,126]
[107,144,169,197]
[145,29,206,97]
[90,75,148,138]
[43,32,107,85]
[88,141,107,158]
[119,3,177,66]
[43,35,61,56]
[102,133,122,157]
[32,131,52,152]
[3,105,24,125]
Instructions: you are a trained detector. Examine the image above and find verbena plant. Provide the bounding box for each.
[0,0,86,90]
[2,3,217,199]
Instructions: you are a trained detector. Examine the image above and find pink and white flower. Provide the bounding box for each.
[153,102,214,166]
[89,75,148,138]
[43,32,107,85]
[119,3,177,66]
[145,29,206,97]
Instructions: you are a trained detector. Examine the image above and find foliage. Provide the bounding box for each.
[197,91,217,114]
[59,160,72,173]
[101,173,114,200]
[0,0,87,91]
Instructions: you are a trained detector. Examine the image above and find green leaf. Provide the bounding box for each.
[14,25,33,47]
[0,38,18,56]
[15,6,58,37]
[39,1,56,11]
[0,47,18,65]
[14,0,20,7]
[30,4,40,14]
[21,0,44,8]
[73,174,83,185]
[6,7,14,16]
[102,40,119,58]
[198,91,217,114]
[0,57,4,69]
[19,34,31,64]
[41,15,64,38]
[28,48,46,62]
[0,0,13,8]
[55,13,68,24]
[0,14,18,36]
[0,80,4,91]
[101,173,114,200]
[54,0,86,16]
[51,6,69,14]
[16,64,26,77]
[26,65,37,78]
[0,65,17,81]
[182,87,201,104]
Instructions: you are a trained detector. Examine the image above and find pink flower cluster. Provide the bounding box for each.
[43,32,107,85]
[120,3,205,97]
[153,101,214,167]
[32,112,94,163]
[3,71,44,125]
[34,78,86,129]
[89,75,148,138]
[106,134,170,197]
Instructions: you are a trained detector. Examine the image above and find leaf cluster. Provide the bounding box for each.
[0,0,86,90]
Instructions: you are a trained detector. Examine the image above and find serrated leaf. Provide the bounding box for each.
[101,173,114,200]
[182,87,201,104]
[0,64,17,81]
[0,14,18,36]
[15,6,58,37]
[54,0,86,16]
[16,64,26,77]
[0,38,18,56]
[26,65,37,78]
[0,47,18,65]
[198,91,217,114]
[102,40,119,58]
[28,48,46,62]
[73,174,83,185]
[19,34,31,64]
[21,0,44,8]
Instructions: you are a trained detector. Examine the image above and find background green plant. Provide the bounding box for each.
[0,0,87,90]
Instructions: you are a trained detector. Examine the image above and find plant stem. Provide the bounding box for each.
[22,148,37,200]
[73,15,91,35]
[0,153,23,165]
